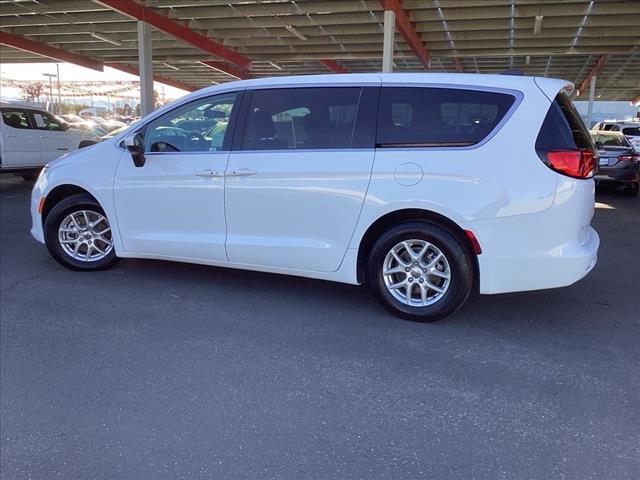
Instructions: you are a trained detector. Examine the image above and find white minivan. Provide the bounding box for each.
[30,73,600,321]
[1,102,98,178]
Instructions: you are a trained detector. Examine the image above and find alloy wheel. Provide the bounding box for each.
[58,210,113,262]
[382,239,451,307]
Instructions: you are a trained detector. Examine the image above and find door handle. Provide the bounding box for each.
[6,134,17,138]
[227,168,257,177]
[195,169,222,177]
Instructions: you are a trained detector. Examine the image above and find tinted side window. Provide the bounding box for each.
[377,87,515,147]
[240,87,362,150]
[1,109,32,129]
[143,92,238,153]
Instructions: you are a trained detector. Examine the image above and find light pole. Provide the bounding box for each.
[43,73,56,113]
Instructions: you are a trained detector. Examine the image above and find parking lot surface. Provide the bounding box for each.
[1,177,638,479]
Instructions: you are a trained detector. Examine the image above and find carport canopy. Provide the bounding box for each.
[0,0,638,104]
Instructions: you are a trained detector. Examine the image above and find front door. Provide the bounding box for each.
[114,91,241,261]
[225,86,378,272]
[0,108,41,167]
[29,110,74,163]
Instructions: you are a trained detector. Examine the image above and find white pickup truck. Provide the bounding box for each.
[0,102,99,179]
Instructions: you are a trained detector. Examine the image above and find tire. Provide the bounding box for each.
[43,193,118,271]
[623,183,639,197]
[366,221,474,322]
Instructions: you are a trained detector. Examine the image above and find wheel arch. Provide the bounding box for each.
[42,184,99,225]
[356,208,480,286]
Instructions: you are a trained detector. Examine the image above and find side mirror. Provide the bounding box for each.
[124,133,146,167]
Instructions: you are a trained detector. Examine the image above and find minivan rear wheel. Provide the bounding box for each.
[44,193,118,271]
[367,221,474,322]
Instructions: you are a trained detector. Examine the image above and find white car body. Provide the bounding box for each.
[0,102,98,171]
[30,73,599,296]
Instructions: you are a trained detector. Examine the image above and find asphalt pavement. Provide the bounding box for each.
[1,176,638,479]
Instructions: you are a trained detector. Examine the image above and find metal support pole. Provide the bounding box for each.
[382,10,395,73]
[137,21,154,117]
[56,64,61,114]
[587,75,596,128]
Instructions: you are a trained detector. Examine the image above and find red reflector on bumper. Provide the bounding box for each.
[464,230,482,255]
[37,197,46,214]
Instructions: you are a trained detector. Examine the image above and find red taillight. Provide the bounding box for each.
[618,155,639,162]
[544,149,596,179]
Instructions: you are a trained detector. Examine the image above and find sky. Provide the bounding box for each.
[0,62,190,103]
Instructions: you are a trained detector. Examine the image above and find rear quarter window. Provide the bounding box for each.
[622,127,640,136]
[536,93,595,152]
[376,87,516,147]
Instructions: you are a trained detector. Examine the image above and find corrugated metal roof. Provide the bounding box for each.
[0,0,638,100]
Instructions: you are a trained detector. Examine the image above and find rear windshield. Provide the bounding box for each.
[536,93,595,152]
[622,127,640,136]
[591,133,631,148]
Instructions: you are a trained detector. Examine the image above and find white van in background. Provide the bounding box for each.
[0,102,99,179]
[609,121,640,152]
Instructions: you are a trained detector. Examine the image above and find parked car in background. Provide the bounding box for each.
[59,115,109,138]
[89,116,126,133]
[0,102,99,179]
[608,122,640,152]
[112,116,136,125]
[30,73,599,322]
[591,120,617,131]
[592,131,640,197]
[99,119,140,141]
[59,113,85,124]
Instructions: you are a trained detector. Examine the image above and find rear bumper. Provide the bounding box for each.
[470,178,599,295]
[479,227,600,294]
[475,224,599,295]
[595,160,640,183]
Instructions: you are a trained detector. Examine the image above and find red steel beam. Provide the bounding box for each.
[576,54,609,96]
[199,61,249,80]
[95,0,252,71]
[105,62,197,92]
[319,59,348,73]
[452,58,464,73]
[0,31,103,71]
[380,0,431,69]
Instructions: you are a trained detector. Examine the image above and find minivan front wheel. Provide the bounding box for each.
[367,222,474,322]
[44,194,118,271]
